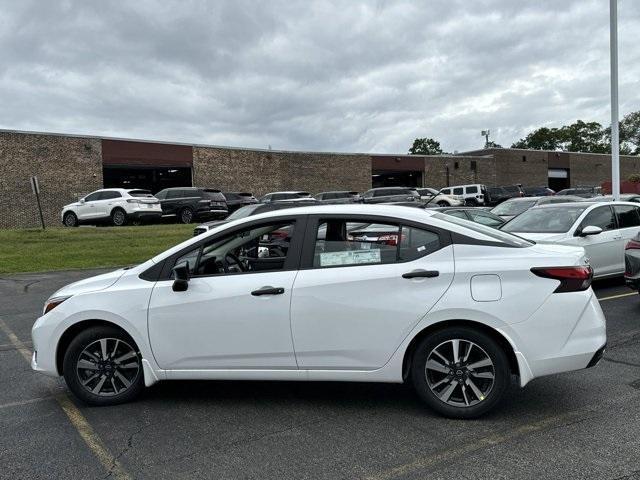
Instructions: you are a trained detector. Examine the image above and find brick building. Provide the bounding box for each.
[1,129,639,228]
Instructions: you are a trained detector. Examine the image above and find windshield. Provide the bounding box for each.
[227,204,261,220]
[502,205,587,233]
[433,213,533,247]
[491,200,536,216]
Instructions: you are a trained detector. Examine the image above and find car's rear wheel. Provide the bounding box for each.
[62,326,144,406]
[63,212,78,227]
[179,207,194,224]
[111,208,127,226]
[411,326,510,418]
[437,200,449,207]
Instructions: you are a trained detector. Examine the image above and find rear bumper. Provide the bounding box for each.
[128,211,162,221]
[509,289,607,385]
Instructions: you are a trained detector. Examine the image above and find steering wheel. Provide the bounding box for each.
[222,252,245,273]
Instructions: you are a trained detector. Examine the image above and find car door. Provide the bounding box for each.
[76,191,103,220]
[147,216,306,371]
[94,190,121,218]
[613,205,640,271]
[569,205,619,276]
[290,215,454,370]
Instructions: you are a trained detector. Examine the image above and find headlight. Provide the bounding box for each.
[43,295,72,315]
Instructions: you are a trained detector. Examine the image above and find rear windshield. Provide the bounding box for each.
[128,190,153,197]
[502,205,587,233]
[433,213,533,247]
[491,200,537,216]
[203,190,226,201]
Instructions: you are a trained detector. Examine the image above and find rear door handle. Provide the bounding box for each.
[251,286,285,296]
[402,270,440,279]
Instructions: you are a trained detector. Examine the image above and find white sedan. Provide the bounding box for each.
[502,201,640,278]
[32,205,606,418]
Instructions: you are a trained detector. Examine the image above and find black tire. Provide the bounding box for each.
[111,208,127,226]
[63,211,78,227]
[179,207,194,224]
[62,326,144,406]
[411,326,510,419]
[437,200,449,207]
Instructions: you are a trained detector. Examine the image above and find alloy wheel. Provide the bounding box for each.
[65,214,76,227]
[76,338,140,397]
[424,339,495,407]
[181,209,193,223]
[113,211,125,226]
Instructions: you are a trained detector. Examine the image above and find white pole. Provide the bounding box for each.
[610,0,620,200]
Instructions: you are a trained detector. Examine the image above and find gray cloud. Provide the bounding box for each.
[0,0,638,153]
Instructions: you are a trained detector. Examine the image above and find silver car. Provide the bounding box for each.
[502,201,640,278]
[491,196,582,222]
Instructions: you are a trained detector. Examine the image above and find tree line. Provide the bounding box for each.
[409,110,640,155]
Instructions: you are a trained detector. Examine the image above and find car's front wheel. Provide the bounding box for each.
[411,326,510,418]
[63,212,78,227]
[179,207,194,224]
[437,200,449,207]
[62,326,144,406]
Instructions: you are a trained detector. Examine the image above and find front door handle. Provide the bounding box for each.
[251,286,285,296]
[402,270,440,279]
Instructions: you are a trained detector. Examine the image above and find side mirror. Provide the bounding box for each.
[79,198,85,204]
[172,263,190,292]
[579,225,603,237]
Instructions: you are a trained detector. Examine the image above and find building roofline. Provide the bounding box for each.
[458,146,639,158]
[0,127,490,159]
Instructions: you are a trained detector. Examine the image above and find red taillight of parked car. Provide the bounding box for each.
[377,234,399,246]
[530,265,593,293]
[625,239,640,250]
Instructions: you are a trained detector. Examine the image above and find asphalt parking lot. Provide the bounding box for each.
[1,270,639,480]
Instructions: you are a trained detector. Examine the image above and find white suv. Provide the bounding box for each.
[61,188,162,227]
[440,184,488,206]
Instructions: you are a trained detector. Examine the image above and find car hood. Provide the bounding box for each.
[509,232,569,243]
[50,268,129,298]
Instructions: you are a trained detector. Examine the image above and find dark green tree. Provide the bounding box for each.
[511,127,562,150]
[558,120,608,153]
[409,137,443,155]
[620,110,640,155]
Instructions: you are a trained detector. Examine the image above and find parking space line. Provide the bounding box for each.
[363,409,589,480]
[0,317,132,480]
[597,292,637,301]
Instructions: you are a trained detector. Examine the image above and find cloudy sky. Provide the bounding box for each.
[1,0,639,153]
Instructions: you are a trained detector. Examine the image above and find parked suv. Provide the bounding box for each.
[416,187,463,206]
[486,185,524,206]
[155,187,228,224]
[314,191,362,203]
[362,187,420,203]
[259,191,312,203]
[223,192,258,213]
[439,184,488,206]
[61,188,162,227]
[556,186,603,198]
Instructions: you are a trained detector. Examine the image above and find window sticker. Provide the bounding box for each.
[319,249,381,267]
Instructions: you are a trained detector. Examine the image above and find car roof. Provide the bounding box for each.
[532,201,639,209]
[367,186,414,191]
[264,191,310,194]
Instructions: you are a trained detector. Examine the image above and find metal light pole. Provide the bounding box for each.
[610,0,620,200]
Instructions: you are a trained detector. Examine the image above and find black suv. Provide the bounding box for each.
[223,192,258,213]
[155,187,228,224]
[314,191,362,203]
[362,187,420,204]
[486,185,524,206]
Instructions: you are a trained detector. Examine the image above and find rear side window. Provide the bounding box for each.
[453,187,463,195]
[312,219,441,268]
[203,190,226,201]
[166,190,183,199]
[101,191,122,200]
[614,205,640,228]
[580,206,615,231]
[466,186,478,194]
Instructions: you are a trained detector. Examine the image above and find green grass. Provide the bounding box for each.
[0,224,194,274]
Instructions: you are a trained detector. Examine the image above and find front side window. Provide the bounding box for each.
[614,205,640,228]
[579,206,615,232]
[453,187,463,195]
[101,191,122,200]
[173,221,296,276]
[312,219,441,268]
[84,192,102,202]
[441,188,451,195]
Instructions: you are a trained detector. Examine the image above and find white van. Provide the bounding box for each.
[440,184,488,206]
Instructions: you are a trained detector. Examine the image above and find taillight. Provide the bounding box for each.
[378,234,399,246]
[530,266,593,293]
[625,239,640,250]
